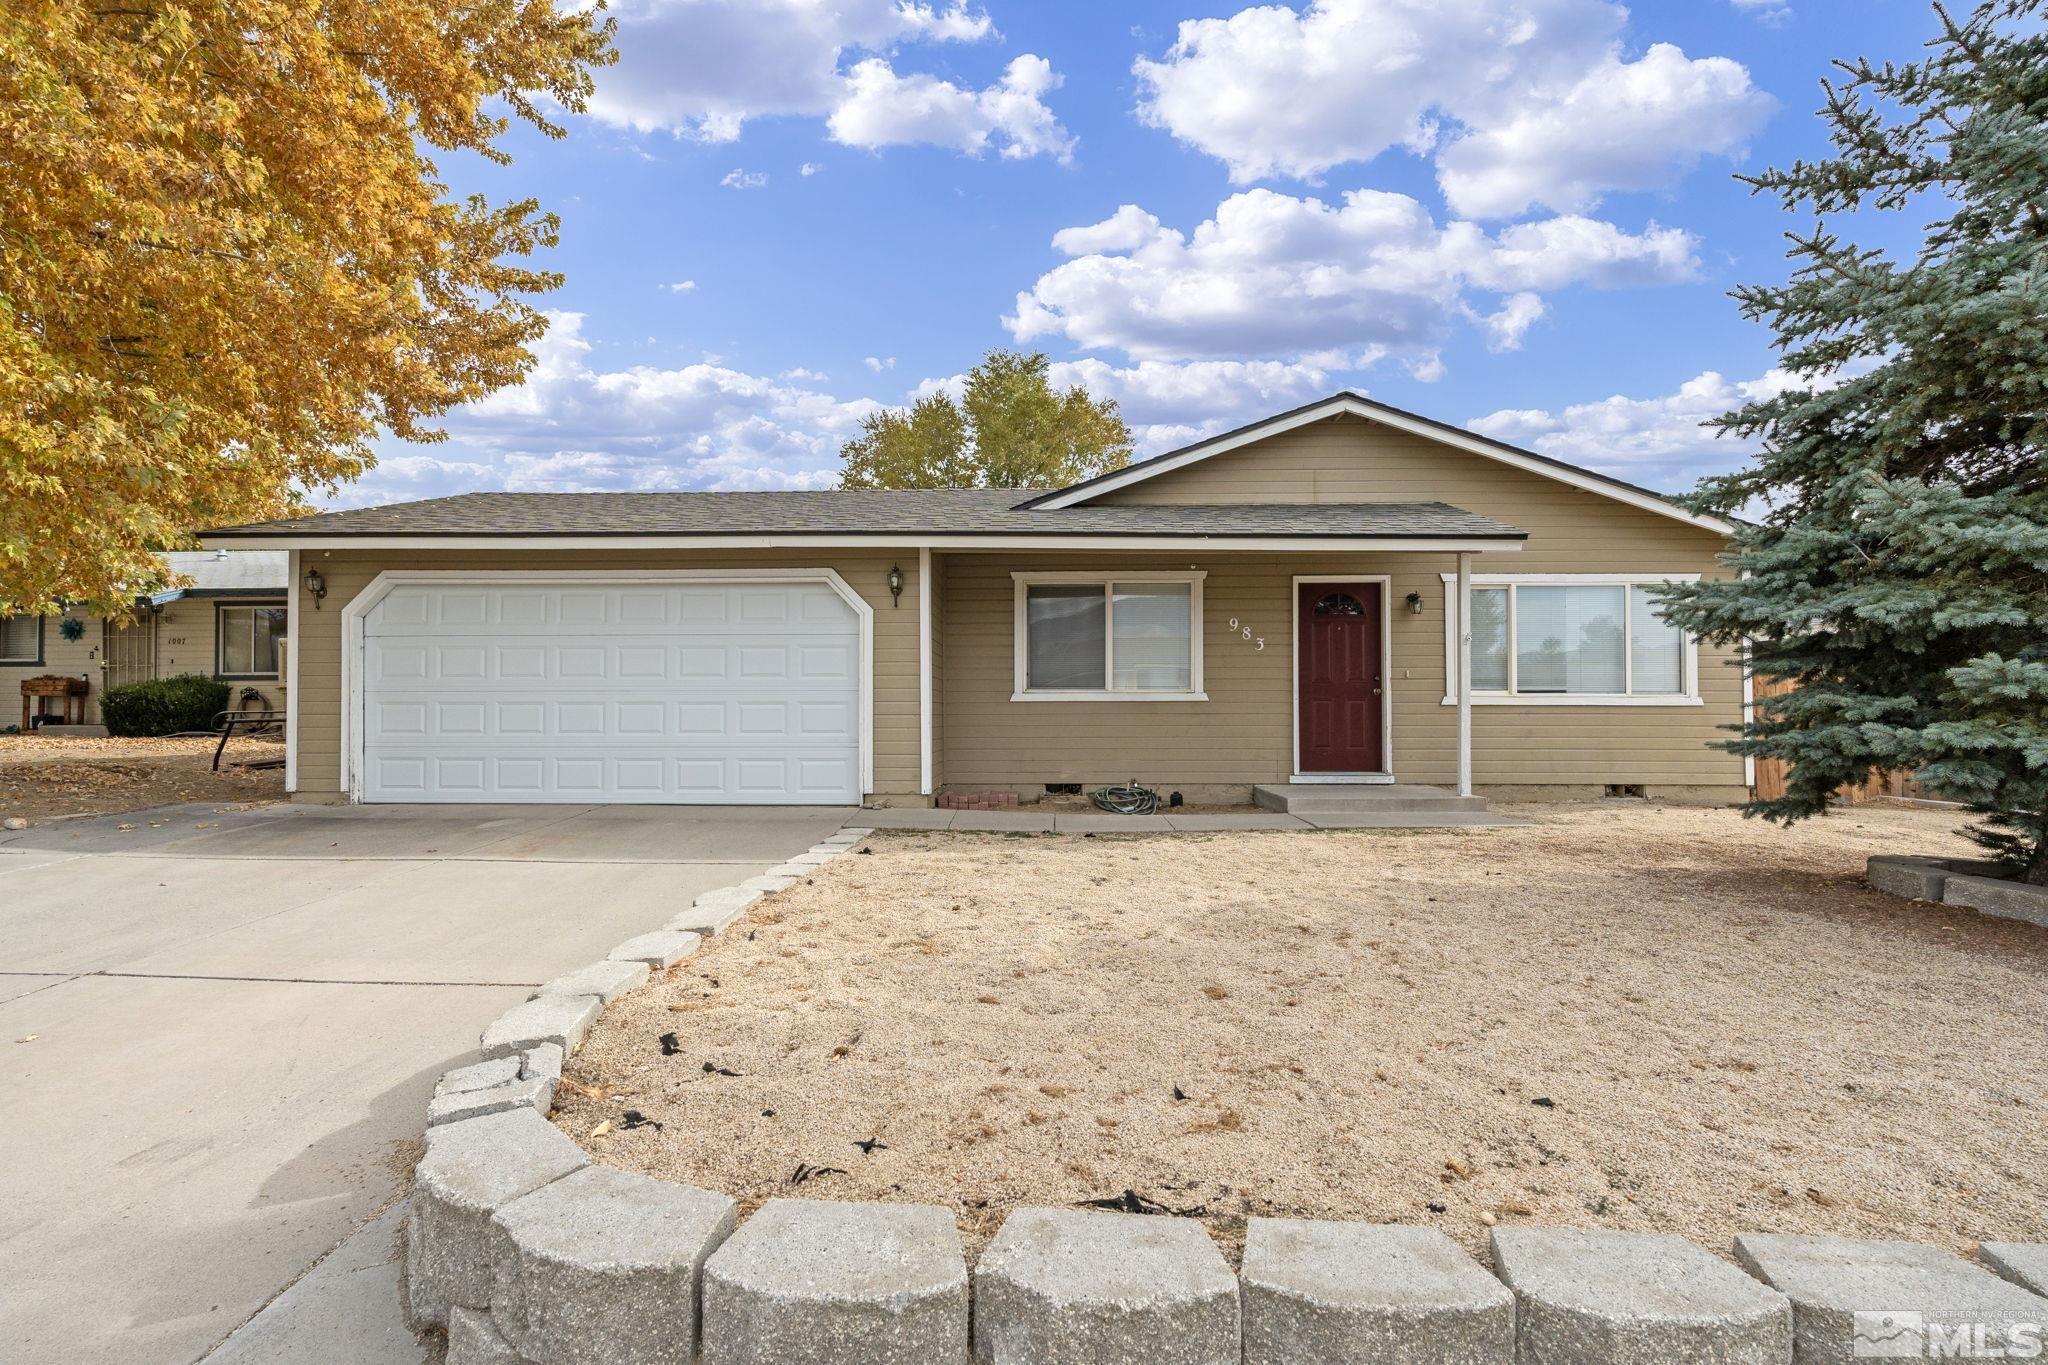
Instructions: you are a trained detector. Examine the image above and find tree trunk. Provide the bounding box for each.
[2028,803,2048,887]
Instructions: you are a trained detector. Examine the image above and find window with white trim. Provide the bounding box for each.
[217,602,287,678]
[1012,573,1205,701]
[1445,575,1699,704]
[0,614,40,665]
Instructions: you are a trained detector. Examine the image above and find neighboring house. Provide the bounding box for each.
[201,393,1746,807]
[2,551,290,728]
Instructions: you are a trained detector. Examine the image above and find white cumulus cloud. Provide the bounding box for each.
[1132,0,1772,216]
[1468,366,1806,488]
[720,169,768,189]
[341,313,881,506]
[586,0,1070,161]
[828,54,1073,161]
[1006,188,1698,364]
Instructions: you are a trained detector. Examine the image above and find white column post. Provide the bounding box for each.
[1456,551,1473,798]
[284,549,299,794]
[918,546,933,797]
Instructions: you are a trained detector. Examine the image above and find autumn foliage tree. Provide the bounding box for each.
[0,0,615,612]
[839,350,1133,490]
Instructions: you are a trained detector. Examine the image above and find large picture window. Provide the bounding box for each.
[1012,573,1205,701]
[1445,575,1699,704]
[217,602,287,678]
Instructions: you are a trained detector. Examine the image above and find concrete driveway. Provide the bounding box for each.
[0,800,853,1365]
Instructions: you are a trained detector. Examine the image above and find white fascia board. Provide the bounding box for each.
[199,533,1525,553]
[1026,394,1736,537]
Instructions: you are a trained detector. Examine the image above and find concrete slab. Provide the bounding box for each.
[1163,813,1309,832]
[1054,813,1175,832]
[0,855,424,974]
[457,804,855,864]
[948,811,1057,832]
[0,972,527,1365]
[1298,811,1531,830]
[0,802,831,1365]
[0,972,69,1004]
[200,1204,427,1365]
[0,802,297,855]
[856,809,956,830]
[109,858,756,983]
[152,806,594,860]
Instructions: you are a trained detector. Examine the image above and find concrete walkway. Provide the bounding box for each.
[0,800,851,1365]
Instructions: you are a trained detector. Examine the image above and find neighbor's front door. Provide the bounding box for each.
[1297,582,1385,774]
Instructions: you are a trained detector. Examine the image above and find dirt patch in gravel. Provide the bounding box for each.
[559,803,2046,1264]
[0,736,283,824]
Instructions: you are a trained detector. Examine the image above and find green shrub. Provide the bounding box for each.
[99,674,231,736]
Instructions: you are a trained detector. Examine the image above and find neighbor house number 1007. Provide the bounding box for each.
[1228,618,1265,651]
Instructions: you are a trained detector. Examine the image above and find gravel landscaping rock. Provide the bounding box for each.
[411,1110,589,1319]
[1735,1232,2048,1364]
[1241,1219,1513,1364]
[701,1199,968,1365]
[492,1166,737,1365]
[607,930,701,968]
[478,993,602,1062]
[973,1207,1238,1365]
[1493,1227,1791,1364]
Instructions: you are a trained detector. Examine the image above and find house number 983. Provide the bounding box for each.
[1227,618,1265,651]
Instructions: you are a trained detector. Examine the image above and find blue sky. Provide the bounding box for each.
[354,0,1938,507]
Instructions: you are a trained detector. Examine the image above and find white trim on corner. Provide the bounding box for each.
[284,549,299,793]
[339,569,876,804]
[1438,572,1703,707]
[918,547,933,797]
[1024,393,1737,536]
[1291,575,1394,781]
[1010,571,1206,703]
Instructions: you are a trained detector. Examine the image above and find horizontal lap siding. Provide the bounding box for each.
[940,414,1744,792]
[292,550,922,797]
[4,613,101,723]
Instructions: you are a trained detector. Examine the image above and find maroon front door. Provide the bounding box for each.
[1297,582,1384,773]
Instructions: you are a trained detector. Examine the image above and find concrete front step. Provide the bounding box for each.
[1253,783,1490,815]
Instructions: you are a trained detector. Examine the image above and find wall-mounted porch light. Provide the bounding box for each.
[1405,591,1425,615]
[304,567,327,610]
[888,563,904,607]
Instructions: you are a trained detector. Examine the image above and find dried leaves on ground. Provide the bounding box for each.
[0,736,283,824]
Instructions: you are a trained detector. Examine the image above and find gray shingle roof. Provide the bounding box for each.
[205,490,1523,541]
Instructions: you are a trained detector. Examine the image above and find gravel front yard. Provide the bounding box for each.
[557,804,2047,1263]
[0,735,284,824]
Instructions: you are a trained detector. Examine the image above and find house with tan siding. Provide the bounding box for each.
[5,551,289,730]
[199,394,1747,808]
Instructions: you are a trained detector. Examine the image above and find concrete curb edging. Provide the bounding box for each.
[1866,855,2048,928]
[406,830,2048,1362]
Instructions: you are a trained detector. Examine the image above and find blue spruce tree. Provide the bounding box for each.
[1658,0,2048,884]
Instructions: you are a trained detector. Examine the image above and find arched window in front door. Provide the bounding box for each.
[1312,591,1367,617]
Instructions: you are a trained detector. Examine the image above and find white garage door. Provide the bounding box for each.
[359,579,863,804]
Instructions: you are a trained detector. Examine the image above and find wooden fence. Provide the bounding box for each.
[1748,674,1938,804]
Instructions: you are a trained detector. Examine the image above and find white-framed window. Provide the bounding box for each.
[1011,572,1206,702]
[1441,573,1701,706]
[217,601,287,678]
[0,614,41,665]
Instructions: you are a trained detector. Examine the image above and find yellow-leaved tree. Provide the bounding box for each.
[0,0,615,612]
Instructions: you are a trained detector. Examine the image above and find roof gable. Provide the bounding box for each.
[1021,392,1734,536]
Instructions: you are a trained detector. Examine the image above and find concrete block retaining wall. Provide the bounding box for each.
[406,832,2048,1363]
[1867,855,2048,928]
